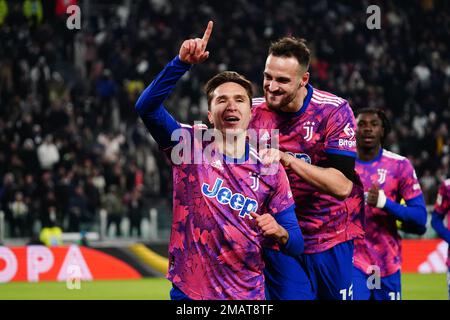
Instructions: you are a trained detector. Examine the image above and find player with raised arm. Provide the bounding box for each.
[135,22,304,300]
[251,37,365,300]
[352,108,427,300]
[431,178,450,299]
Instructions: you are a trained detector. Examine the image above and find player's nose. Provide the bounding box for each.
[268,81,278,92]
[225,100,238,111]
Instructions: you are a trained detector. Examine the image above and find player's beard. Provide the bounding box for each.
[265,90,298,111]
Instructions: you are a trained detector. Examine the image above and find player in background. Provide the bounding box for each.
[431,178,450,299]
[135,21,304,300]
[353,108,427,300]
[251,37,365,300]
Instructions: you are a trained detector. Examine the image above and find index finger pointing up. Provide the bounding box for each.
[202,21,213,44]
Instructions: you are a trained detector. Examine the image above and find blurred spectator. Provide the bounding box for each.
[23,0,43,26]
[104,162,126,192]
[39,221,63,246]
[21,138,40,174]
[420,170,439,204]
[0,0,7,26]
[127,187,144,237]
[37,135,60,170]
[91,167,106,195]
[79,230,90,247]
[22,173,37,203]
[103,185,125,237]
[97,131,125,164]
[22,173,38,231]
[125,160,144,191]
[1,173,17,236]
[8,191,28,237]
[40,190,58,228]
[48,72,70,105]
[85,175,101,220]
[67,184,91,232]
[96,69,118,128]
[54,167,72,225]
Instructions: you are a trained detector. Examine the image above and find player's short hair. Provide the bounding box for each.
[204,71,253,108]
[356,107,392,144]
[269,37,311,72]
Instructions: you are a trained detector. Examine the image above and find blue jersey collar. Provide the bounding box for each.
[222,142,249,164]
[356,148,383,164]
[277,84,313,117]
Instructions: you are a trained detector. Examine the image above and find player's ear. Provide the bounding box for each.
[300,71,310,87]
[207,110,214,125]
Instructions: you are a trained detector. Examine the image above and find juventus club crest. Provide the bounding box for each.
[250,173,260,191]
[377,168,387,184]
[303,121,315,141]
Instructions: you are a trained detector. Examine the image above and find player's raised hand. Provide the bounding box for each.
[367,184,379,207]
[259,148,293,168]
[250,211,288,244]
[179,21,213,64]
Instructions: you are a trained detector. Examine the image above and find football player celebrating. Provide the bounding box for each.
[135,21,303,300]
[353,108,427,300]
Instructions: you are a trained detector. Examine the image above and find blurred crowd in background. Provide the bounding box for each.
[0,0,449,239]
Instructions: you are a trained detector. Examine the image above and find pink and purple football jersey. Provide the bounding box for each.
[434,179,450,268]
[166,125,295,300]
[250,86,364,254]
[354,149,423,277]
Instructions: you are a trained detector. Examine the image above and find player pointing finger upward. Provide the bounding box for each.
[179,21,213,64]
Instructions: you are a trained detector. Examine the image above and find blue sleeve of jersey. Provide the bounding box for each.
[431,211,450,243]
[384,194,427,227]
[274,205,304,256]
[135,55,191,148]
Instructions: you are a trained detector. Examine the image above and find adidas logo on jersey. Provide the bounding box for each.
[202,178,258,219]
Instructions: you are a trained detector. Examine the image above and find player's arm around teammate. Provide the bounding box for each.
[260,148,353,200]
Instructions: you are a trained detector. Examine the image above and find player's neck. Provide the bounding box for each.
[219,130,247,159]
[358,146,382,162]
[280,86,308,113]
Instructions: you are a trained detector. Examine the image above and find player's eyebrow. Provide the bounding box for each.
[264,72,290,83]
[233,94,247,101]
[215,94,229,101]
[275,76,291,83]
[215,94,247,101]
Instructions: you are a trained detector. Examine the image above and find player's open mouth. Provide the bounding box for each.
[223,116,240,123]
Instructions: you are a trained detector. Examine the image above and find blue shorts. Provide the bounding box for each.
[353,267,401,300]
[300,240,354,300]
[263,248,315,300]
[170,284,192,300]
